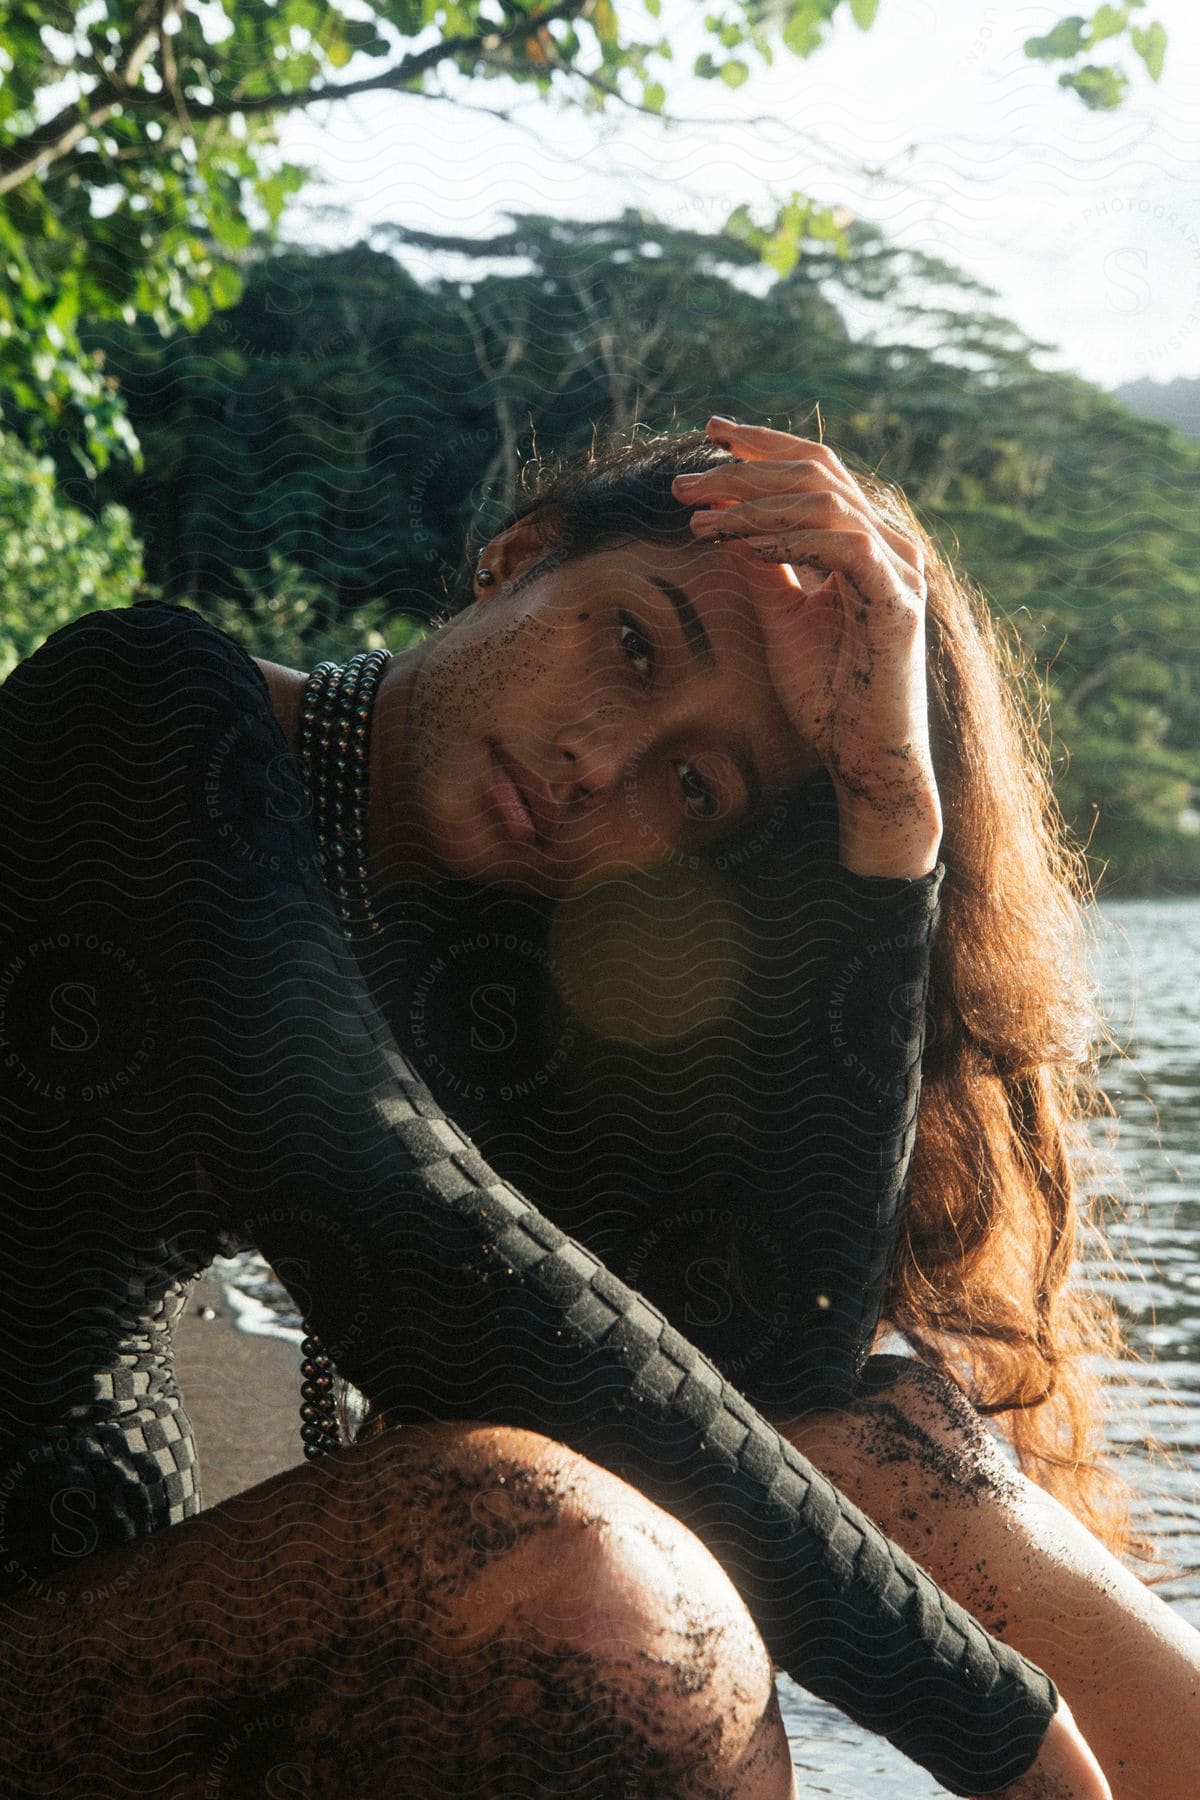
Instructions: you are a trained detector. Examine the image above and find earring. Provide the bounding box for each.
[475,565,496,590]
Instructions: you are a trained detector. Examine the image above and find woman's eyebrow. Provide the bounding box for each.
[646,577,717,672]
[642,576,765,816]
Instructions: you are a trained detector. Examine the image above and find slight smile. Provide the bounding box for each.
[487,740,540,847]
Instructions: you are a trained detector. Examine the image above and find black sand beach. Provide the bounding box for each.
[173,1272,306,1509]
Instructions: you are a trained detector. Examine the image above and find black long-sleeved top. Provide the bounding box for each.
[0,602,1056,1794]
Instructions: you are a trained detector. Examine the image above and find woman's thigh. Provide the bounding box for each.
[0,1419,795,1800]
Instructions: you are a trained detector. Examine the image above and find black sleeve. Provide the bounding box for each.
[772,852,943,1408]
[0,605,1056,1796]
[594,852,944,1415]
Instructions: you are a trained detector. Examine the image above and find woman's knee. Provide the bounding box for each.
[353,1419,794,1795]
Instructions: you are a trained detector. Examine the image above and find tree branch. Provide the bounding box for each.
[0,0,589,196]
[0,0,165,195]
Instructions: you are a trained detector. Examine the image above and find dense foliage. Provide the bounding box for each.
[1,0,1167,471]
[0,455,425,675]
[16,209,1196,891]
[0,427,143,675]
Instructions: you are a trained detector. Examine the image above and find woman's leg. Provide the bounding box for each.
[772,1357,1200,1800]
[0,1420,796,1800]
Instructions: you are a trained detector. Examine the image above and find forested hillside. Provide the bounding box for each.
[10,212,1200,892]
[1112,376,1200,439]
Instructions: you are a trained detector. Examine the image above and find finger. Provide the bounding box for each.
[682,450,924,576]
[705,416,869,502]
[706,417,841,469]
[691,499,921,598]
[694,500,921,597]
[677,459,862,506]
[729,528,925,620]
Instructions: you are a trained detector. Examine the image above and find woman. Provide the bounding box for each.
[354,417,1200,1793]
[0,414,1129,1796]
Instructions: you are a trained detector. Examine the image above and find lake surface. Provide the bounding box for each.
[218,896,1200,1795]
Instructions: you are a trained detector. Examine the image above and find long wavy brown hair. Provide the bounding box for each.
[364,425,1144,1562]
[869,480,1142,1560]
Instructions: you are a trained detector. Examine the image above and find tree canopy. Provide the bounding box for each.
[1,0,1168,471]
[0,426,142,676]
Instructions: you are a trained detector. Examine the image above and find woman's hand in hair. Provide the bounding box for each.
[671,418,942,878]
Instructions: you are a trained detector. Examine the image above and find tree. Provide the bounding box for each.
[0,0,1168,472]
[0,427,143,676]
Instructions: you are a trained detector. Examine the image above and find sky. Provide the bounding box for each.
[275,0,1200,393]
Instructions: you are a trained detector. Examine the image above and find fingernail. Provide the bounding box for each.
[708,415,738,430]
[672,472,705,487]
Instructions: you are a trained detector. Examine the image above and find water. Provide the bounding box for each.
[216,896,1200,1794]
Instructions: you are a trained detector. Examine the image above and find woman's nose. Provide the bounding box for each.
[554,705,641,803]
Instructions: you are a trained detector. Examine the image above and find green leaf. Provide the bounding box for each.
[386,0,423,31]
[1058,61,1128,107]
[762,229,800,277]
[645,0,661,14]
[1087,4,1128,47]
[642,79,666,111]
[723,202,756,241]
[207,209,254,251]
[782,9,824,56]
[808,203,848,251]
[284,0,326,33]
[718,57,749,87]
[849,0,880,27]
[694,50,717,78]
[338,17,393,56]
[48,288,79,338]
[210,263,245,309]
[592,0,619,47]
[1130,19,1167,80]
[1024,16,1089,60]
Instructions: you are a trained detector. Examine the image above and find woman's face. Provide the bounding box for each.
[375,534,821,898]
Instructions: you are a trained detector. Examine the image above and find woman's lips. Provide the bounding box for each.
[487,741,539,846]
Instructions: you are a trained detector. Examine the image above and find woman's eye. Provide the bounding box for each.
[618,611,654,683]
[675,759,720,823]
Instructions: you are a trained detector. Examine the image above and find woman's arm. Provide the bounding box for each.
[557,821,946,1417]
[187,864,1064,1793]
[784,1360,1197,1800]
